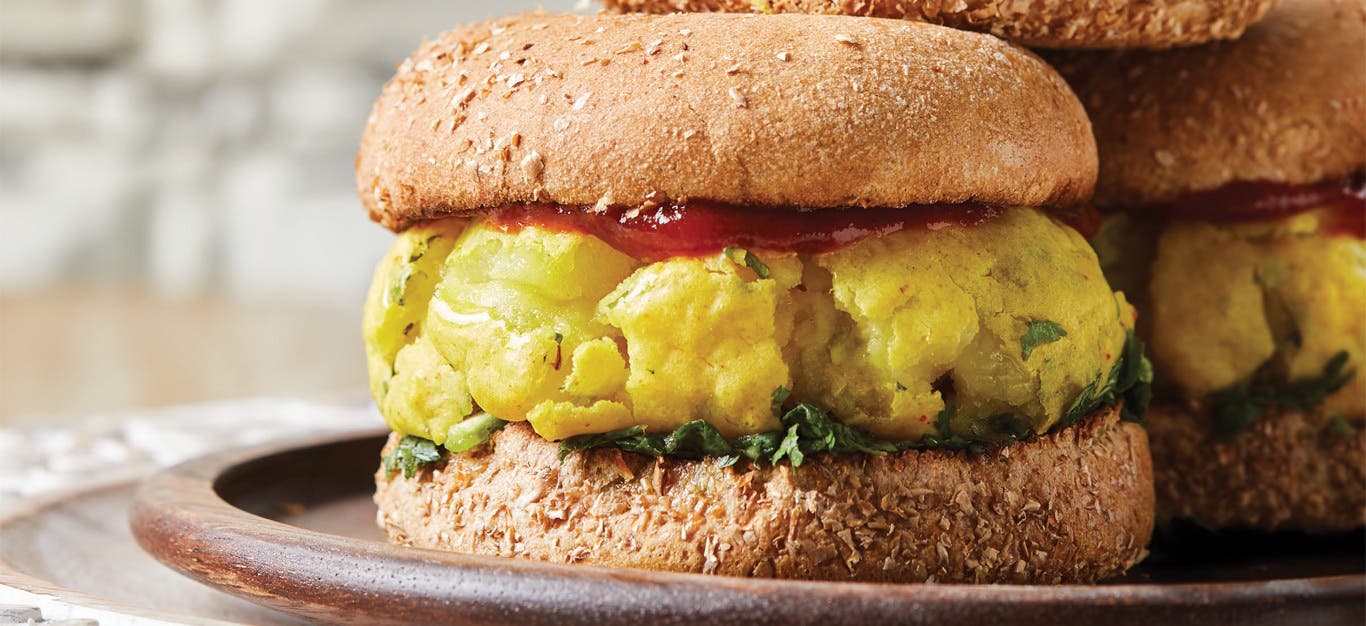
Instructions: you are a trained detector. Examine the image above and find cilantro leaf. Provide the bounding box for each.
[782,403,836,450]
[933,404,955,436]
[1118,334,1154,423]
[1063,330,1153,426]
[557,425,663,461]
[914,406,1028,453]
[386,265,413,307]
[1063,377,1100,426]
[770,402,897,465]
[406,234,443,263]
[554,400,900,468]
[733,432,782,463]
[1210,351,1354,441]
[1020,320,1067,361]
[662,420,732,459]
[381,435,443,479]
[771,386,791,417]
[771,423,804,466]
[723,247,771,278]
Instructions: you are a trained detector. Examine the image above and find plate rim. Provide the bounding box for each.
[0,479,247,626]
[129,429,1366,624]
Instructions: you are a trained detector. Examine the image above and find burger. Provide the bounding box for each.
[598,0,1277,49]
[1053,0,1365,532]
[357,11,1155,583]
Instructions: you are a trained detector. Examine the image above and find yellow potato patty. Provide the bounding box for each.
[364,207,1134,444]
[1097,209,1365,421]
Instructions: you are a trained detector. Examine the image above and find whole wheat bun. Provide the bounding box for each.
[1049,0,1366,209]
[357,12,1096,232]
[601,0,1277,50]
[374,409,1153,584]
[1147,402,1366,532]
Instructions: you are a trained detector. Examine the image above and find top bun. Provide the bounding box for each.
[601,0,1278,50]
[357,12,1096,231]
[1051,0,1366,209]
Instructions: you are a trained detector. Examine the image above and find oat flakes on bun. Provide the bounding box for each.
[599,0,1278,49]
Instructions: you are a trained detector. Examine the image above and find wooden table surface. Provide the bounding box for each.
[1,287,369,425]
[0,287,383,622]
[0,398,382,625]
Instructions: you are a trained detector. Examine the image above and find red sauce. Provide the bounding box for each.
[1051,204,1102,239]
[484,200,1006,261]
[1143,174,1366,238]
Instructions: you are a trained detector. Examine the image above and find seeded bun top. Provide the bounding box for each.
[600,0,1278,50]
[357,12,1096,231]
[1051,0,1366,209]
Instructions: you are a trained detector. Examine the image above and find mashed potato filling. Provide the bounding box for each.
[1137,210,1365,419]
[365,207,1133,444]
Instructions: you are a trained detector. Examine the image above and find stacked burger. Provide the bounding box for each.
[1054,0,1366,532]
[354,0,1359,584]
[603,0,1279,48]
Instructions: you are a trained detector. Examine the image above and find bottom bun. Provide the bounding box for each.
[1148,403,1366,532]
[374,408,1153,584]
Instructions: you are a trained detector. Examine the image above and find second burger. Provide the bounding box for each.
[1057,0,1365,533]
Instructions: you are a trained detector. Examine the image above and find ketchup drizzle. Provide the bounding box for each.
[485,200,1005,261]
[1143,174,1366,238]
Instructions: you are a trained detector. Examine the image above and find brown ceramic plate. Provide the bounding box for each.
[129,430,1365,626]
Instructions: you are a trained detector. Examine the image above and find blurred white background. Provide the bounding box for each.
[0,0,586,421]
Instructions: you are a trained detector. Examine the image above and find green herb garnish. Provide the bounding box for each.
[771,385,791,416]
[662,420,733,459]
[416,335,1154,469]
[383,414,510,478]
[1064,329,1153,426]
[919,406,993,453]
[381,435,442,479]
[406,234,443,263]
[770,423,805,466]
[724,247,771,278]
[1209,351,1353,441]
[732,432,782,464]
[386,265,414,307]
[1020,320,1067,361]
[780,403,901,456]
[556,425,662,461]
[933,404,955,437]
[558,402,904,468]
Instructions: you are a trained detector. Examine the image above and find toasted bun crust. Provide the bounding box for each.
[1147,402,1366,532]
[1050,0,1366,209]
[374,409,1153,583]
[357,12,1096,232]
[602,0,1277,49]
